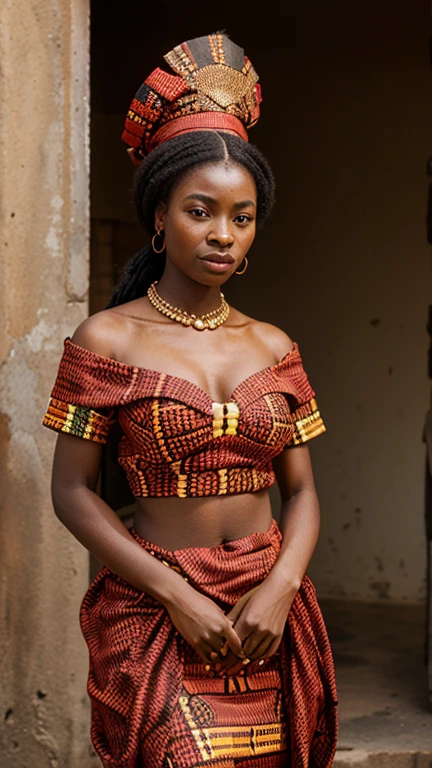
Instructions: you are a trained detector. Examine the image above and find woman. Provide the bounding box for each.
[43,33,337,768]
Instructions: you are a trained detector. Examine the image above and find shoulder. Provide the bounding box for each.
[252,321,295,360]
[231,309,294,362]
[71,309,126,358]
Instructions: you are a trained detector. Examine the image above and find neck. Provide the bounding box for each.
[156,267,223,315]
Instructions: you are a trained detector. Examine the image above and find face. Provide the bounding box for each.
[155,161,257,285]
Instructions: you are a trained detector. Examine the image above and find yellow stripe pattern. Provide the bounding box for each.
[291,398,326,444]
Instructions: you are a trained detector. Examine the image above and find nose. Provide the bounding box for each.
[207,219,234,248]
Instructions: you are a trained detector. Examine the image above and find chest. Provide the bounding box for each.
[117,389,294,459]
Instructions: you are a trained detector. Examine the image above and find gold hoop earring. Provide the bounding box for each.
[152,230,166,254]
[235,256,248,275]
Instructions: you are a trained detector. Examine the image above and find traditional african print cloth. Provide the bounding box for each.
[121,33,262,162]
[80,520,338,768]
[42,338,326,499]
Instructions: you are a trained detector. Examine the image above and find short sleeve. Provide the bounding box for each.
[43,398,115,444]
[281,346,326,447]
[42,338,130,444]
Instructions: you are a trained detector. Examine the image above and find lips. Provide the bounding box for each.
[200,253,235,264]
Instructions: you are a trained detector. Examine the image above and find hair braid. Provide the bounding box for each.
[107,132,275,308]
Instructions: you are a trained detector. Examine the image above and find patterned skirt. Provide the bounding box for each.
[80,520,338,768]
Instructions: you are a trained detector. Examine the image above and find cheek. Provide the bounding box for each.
[243,225,256,247]
[168,215,205,246]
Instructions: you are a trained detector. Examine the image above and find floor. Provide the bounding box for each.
[321,599,432,766]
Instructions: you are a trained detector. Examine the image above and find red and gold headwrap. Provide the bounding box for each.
[122,33,262,164]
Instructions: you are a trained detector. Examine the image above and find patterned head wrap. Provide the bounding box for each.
[122,32,262,164]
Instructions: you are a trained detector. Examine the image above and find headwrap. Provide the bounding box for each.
[122,32,262,164]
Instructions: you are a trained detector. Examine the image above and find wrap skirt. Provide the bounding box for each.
[80,520,338,767]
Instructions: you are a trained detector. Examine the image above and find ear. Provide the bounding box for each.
[154,202,167,233]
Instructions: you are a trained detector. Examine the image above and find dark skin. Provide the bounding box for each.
[51,160,320,676]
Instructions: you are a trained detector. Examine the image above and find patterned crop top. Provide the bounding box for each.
[42,338,326,499]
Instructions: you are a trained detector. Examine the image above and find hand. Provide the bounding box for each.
[165,583,245,666]
[216,580,296,676]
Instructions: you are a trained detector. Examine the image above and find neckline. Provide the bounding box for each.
[64,337,300,406]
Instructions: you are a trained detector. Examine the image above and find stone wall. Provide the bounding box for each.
[0,2,94,765]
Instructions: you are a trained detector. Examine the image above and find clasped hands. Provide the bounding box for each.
[167,577,295,678]
[208,583,293,677]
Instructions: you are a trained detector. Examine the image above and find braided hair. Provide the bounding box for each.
[107,131,275,308]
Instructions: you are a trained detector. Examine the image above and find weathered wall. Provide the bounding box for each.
[91,0,431,603]
[0,2,94,765]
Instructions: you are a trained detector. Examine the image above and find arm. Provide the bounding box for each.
[218,444,320,674]
[262,443,320,594]
[52,432,243,664]
[48,317,244,664]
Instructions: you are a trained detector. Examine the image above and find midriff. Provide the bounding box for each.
[133,489,274,550]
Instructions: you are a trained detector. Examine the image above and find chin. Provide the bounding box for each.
[195,272,232,288]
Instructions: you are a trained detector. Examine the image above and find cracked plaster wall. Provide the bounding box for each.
[0,2,94,766]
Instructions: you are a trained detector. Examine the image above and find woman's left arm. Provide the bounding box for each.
[218,444,320,675]
[265,443,320,593]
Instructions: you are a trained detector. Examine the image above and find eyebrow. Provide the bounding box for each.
[183,193,256,210]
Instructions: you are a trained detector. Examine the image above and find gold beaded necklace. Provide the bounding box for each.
[147,281,230,331]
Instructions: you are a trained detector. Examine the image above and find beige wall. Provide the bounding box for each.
[91,1,431,603]
[0,2,94,765]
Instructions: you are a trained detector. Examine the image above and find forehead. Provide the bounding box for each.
[171,161,257,202]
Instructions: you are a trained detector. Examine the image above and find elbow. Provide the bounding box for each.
[280,482,319,506]
[50,477,87,525]
[51,480,71,524]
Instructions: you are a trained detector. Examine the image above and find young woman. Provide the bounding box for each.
[43,33,337,768]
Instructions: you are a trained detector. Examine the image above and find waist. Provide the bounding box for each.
[133,490,274,550]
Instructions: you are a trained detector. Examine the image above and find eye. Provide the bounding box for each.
[188,208,209,218]
[234,214,254,225]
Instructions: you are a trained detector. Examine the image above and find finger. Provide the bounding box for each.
[217,649,241,672]
[206,636,225,658]
[225,655,251,677]
[242,632,272,659]
[245,636,273,661]
[219,640,229,658]
[226,587,259,625]
[196,641,218,666]
[260,637,282,659]
[223,622,246,658]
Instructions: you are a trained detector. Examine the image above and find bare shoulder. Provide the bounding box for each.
[252,321,295,360]
[71,308,127,358]
[231,308,294,361]
[230,309,294,362]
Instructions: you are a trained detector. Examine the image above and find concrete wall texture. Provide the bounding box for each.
[0,2,93,765]
[91,0,431,603]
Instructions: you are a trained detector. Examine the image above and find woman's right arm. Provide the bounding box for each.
[51,429,244,665]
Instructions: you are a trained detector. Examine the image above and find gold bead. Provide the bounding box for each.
[146,281,230,331]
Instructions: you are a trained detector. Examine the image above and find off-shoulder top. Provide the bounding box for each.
[42,338,326,498]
